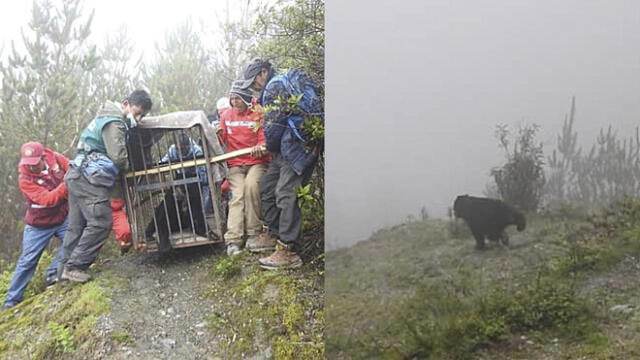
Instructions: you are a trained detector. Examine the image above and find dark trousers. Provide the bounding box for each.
[260,153,313,247]
[144,183,207,252]
[61,167,112,271]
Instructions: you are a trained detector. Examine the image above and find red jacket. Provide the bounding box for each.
[18,148,69,227]
[219,106,270,167]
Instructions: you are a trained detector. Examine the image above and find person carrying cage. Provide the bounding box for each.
[218,80,270,256]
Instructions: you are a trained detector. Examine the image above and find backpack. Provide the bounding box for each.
[268,69,323,143]
[82,152,119,188]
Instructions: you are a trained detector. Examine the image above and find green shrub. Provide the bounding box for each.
[551,197,640,274]
[392,273,594,359]
[112,331,135,344]
[212,256,242,279]
[491,123,545,212]
[47,321,75,353]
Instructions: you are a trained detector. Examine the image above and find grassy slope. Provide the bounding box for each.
[0,239,324,359]
[0,243,119,359]
[206,252,324,359]
[326,212,640,359]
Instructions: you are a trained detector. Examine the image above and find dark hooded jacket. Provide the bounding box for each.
[260,69,320,175]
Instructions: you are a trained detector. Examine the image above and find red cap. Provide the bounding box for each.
[19,142,44,166]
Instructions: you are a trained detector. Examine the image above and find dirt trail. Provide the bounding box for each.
[94,246,223,360]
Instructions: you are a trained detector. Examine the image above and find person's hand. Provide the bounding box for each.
[221,179,230,193]
[251,145,267,158]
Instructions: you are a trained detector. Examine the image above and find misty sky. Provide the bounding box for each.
[326,0,640,249]
[0,0,243,61]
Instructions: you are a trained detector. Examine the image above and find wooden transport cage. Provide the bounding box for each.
[122,111,229,252]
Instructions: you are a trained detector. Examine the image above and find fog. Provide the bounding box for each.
[325,0,640,249]
[0,0,242,62]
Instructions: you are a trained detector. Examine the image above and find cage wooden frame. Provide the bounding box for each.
[121,111,232,252]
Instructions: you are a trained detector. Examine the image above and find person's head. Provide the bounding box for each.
[238,58,272,92]
[19,141,46,173]
[122,89,153,121]
[216,97,230,113]
[175,133,192,156]
[229,80,254,112]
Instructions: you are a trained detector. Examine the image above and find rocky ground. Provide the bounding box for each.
[95,247,222,359]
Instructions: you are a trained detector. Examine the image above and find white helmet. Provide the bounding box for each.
[216,97,230,110]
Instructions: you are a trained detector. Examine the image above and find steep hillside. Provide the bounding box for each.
[327,202,640,359]
[0,242,324,359]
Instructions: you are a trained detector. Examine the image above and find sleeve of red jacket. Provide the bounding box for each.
[54,152,70,173]
[55,152,69,199]
[19,179,67,207]
[19,155,69,207]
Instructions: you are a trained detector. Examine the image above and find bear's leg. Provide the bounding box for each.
[500,231,510,246]
[487,232,501,243]
[471,229,486,250]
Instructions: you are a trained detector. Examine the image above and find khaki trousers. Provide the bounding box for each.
[224,164,267,245]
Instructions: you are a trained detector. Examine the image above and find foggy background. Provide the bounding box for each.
[325,0,640,249]
[0,0,244,61]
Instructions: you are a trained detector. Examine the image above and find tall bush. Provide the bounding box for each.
[545,98,640,208]
[491,123,545,212]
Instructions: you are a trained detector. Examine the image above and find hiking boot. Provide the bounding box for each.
[137,233,155,250]
[246,232,277,253]
[136,239,148,250]
[60,268,91,283]
[2,302,15,310]
[44,273,58,288]
[258,247,303,270]
[226,243,242,256]
[119,240,133,255]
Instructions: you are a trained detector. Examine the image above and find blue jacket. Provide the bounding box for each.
[161,139,207,181]
[260,71,319,175]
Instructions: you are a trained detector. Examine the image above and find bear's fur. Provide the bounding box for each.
[453,194,526,249]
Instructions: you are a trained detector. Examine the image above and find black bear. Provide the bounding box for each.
[144,182,208,253]
[453,194,526,249]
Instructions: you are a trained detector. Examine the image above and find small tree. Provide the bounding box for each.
[544,97,640,208]
[144,19,217,114]
[545,97,579,208]
[210,0,267,97]
[91,26,142,105]
[250,0,324,83]
[491,123,545,212]
[0,0,99,258]
[420,206,429,221]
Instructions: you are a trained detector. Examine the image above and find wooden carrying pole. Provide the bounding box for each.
[124,146,265,178]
